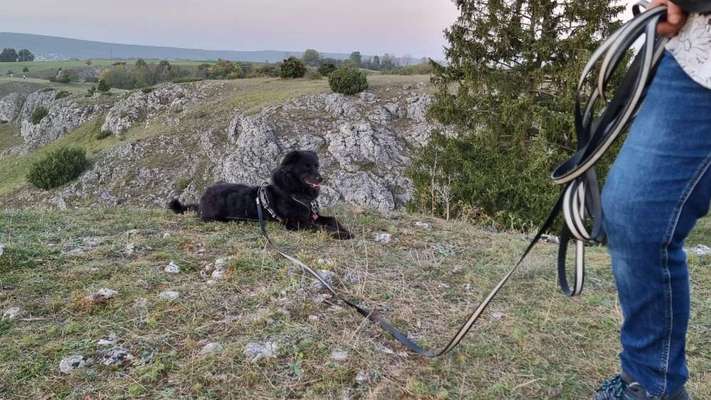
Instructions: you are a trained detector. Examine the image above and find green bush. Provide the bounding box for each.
[279,57,306,79]
[328,66,368,95]
[408,131,559,230]
[318,63,337,76]
[54,91,70,100]
[97,79,110,92]
[27,147,90,190]
[31,107,48,124]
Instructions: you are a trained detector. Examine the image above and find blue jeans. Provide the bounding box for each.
[602,53,711,397]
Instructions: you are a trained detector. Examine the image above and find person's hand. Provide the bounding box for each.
[651,0,688,37]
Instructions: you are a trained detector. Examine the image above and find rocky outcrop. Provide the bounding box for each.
[216,87,438,211]
[100,84,202,135]
[0,93,24,122]
[17,89,105,149]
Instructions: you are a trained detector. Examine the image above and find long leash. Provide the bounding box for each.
[255,2,667,358]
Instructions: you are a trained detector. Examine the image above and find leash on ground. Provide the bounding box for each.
[256,2,667,358]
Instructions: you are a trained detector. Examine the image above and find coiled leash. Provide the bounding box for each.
[256,2,668,358]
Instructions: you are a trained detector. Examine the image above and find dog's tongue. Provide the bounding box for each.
[305,178,320,188]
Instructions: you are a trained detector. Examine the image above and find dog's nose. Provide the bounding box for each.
[315,175,323,183]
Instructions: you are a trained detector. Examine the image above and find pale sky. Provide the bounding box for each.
[0,0,460,58]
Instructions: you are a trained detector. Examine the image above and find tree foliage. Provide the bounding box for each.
[303,49,321,66]
[17,49,34,62]
[279,57,306,79]
[410,0,624,228]
[329,66,368,95]
[0,48,18,62]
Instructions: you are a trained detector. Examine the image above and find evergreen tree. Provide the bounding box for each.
[17,49,34,62]
[411,0,625,227]
[302,49,321,66]
[349,51,362,67]
[0,48,18,62]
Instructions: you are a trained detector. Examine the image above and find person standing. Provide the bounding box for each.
[594,1,711,399]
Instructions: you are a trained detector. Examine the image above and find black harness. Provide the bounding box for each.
[254,3,669,357]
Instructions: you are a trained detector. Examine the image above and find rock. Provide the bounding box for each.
[101,84,197,135]
[541,234,560,245]
[355,370,371,385]
[0,93,25,122]
[19,89,104,149]
[330,350,349,362]
[125,243,136,256]
[326,121,405,174]
[414,221,432,230]
[2,306,20,320]
[97,333,118,347]
[374,232,392,244]
[244,341,278,362]
[692,244,711,256]
[86,288,118,304]
[308,315,319,322]
[100,347,133,366]
[199,342,224,355]
[491,312,506,321]
[59,355,87,374]
[0,243,4,257]
[159,290,180,301]
[310,270,335,291]
[331,172,396,213]
[374,343,395,355]
[164,261,180,274]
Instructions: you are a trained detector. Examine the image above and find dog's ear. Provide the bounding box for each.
[281,151,301,167]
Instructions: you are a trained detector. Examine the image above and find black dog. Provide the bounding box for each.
[168,150,353,240]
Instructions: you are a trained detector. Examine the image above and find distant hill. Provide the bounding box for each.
[0,32,353,63]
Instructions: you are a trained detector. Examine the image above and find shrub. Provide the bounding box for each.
[328,66,368,95]
[31,107,48,124]
[54,91,70,100]
[305,69,322,80]
[279,57,306,79]
[408,131,559,230]
[97,79,110,92]
[27,147,90,190]
[86,86,96,97]
[318,63,337,76]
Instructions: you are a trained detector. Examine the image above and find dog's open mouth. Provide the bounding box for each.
[304,177,321,189]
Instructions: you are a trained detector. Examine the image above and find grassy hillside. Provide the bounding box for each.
[0,207,709,399]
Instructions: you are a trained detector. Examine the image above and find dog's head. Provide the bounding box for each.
[271,150,323,197]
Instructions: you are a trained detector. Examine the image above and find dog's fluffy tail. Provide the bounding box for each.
[168,199,199,215]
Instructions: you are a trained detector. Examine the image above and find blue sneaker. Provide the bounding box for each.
[593,373,690,400]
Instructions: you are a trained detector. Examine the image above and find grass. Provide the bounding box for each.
[0,207,708,399]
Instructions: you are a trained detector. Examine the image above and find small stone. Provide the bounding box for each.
[162,232,171,239]
[541,234,560,245]
[159,290,180,301]
[491,312,506,321]
[244,341,278,362]
[310,270,335,290]
[59,355,87,374]
[200,342,224,355]
[211,269,225,280]
[164,261,180,273]
[0,243,5,256]
[375,343,395,355]
[308,315,319,322]
[97,333,118,347]
[2,306,20,320]
[125,243,136,256]
[330,350,349,361]
[355,370,370,385]
[414,221,432,230]
[692,244,711,256]
[374,232,392,244]
[87,288,117,304]
[100,347,133,366]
